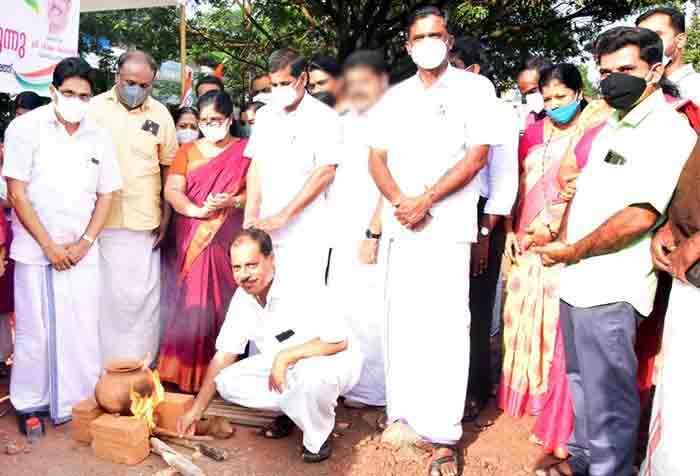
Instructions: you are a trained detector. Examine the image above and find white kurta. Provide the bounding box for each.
[326,109,386,406]
[2,105,122,423]
[215,282,363,453]
[99,228,161,364]
[368,66,503,444]
[641,280,700,475]
[244,93,342,287]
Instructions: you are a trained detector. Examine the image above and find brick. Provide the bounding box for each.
[155,393,194,432]
[92,436,150,465]
[89,415,149,446]
[71,398,104,443]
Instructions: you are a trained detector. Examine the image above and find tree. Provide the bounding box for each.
[79,0,677,98]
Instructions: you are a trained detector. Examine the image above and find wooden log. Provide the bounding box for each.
[201,408,275,428]
[162,437,229,462]
[150,437,207,476]
[154,427,215,442]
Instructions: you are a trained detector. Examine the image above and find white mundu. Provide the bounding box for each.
[3,105,122,423]
[214,283,363,453]
[641,281,700,475]
[327,108,386,406]
[369,66,503,444]
[244,93,342,287]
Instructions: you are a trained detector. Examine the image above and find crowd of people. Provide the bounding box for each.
[0,4,697,476]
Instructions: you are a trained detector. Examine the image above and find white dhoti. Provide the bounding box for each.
[641,280,700,475]
[99,229,160,363]
[10,262,101,424]
[215,350,363,453]
[272,241,329,289]
[384,238,471,445]
[327,244,386,406]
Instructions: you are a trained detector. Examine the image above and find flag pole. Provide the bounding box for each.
[180,3,187,97]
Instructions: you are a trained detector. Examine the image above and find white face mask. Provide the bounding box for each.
[410,37,448,70]
[176,128,199,144]
[270,84,299,109]
[525,91,545,113]
[253,92,272,104]
[199,121,229,143]
[54,90,88,124]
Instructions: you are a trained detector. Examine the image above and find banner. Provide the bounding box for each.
[0,0,80,96]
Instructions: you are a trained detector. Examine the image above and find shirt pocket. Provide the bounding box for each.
[129,129,161,177]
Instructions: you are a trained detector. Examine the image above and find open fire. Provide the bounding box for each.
[129,369,165,432]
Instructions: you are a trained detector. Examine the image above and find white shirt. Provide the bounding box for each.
[559,90,695,316]
[669,64,700,105]
[216,281,351,357]
[369,66,504,243]
[328,108,380,247]
[3,105,123,265]
[244,93,342,245]
[480,99,519,215]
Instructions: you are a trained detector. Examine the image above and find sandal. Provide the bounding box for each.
[262,415,294,439]
[302,438,332,464]
[535,461,574,476]
[429,443,460,476]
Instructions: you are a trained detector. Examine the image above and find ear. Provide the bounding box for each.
[405,40,412,56]
[650,61,664,84]
[446,34,455,50]
[49,85,58,103]
[677,32,688,51]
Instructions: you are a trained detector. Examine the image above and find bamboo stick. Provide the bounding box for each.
[154,427,215,442]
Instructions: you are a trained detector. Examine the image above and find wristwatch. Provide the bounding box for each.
[366,229,382,240]
[479,226,491,238]
[81,234,95,245]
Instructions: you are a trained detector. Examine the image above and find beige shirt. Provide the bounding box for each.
[88,87,177,231]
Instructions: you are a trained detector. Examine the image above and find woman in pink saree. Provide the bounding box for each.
[157,91,250,392]
[500,65,611,470]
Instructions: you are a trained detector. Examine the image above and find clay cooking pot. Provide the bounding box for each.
[95,359,154,414]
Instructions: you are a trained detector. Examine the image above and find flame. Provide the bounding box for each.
[130,370,165,432]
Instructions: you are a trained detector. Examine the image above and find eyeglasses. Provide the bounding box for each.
[199,118,227,127]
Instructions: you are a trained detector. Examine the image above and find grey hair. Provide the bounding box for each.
[268,48,307,78]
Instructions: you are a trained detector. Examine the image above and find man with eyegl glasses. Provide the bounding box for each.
[88,50,178,365]
[3,57,122,430]
[244,48,341,290]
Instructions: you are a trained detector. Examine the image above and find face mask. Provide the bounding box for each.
[545,99,580,125]
[312,91,336,108]
[270,83,299,109]
[176,128,199,144]
[600,72,648,111]
[525,92,545,113]
[410,38,448,70]
[117,83,150,109]
[54,90,88,124]
[238,124,252,138]
[199,121,229,143]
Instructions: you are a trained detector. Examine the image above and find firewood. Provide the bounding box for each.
[154,427,215,441]
[162,437,229,461]
[150,437,207,476]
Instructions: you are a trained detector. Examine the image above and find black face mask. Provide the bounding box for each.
[312,91,336,108]
[600,72,648,111]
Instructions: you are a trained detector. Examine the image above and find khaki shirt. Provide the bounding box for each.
[88,87,177,231]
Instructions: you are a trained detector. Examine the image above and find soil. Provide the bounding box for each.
[0,374,541,476]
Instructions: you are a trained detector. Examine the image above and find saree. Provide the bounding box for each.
[157,140,250,392]
[499,118,570,419]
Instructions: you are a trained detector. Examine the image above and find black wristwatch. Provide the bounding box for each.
[365,229,382,240]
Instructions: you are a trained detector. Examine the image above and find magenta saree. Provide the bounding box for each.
[158,140,250,392]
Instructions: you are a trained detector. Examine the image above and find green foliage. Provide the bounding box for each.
[685,11,700,70]
[79,0,679,101]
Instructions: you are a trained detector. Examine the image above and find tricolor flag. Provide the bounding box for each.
[213,63,225,78]
[180,69,194,108]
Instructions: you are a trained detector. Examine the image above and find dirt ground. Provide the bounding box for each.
[0,375,541,476]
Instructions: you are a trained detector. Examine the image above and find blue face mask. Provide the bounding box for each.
[545,99,580,125]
